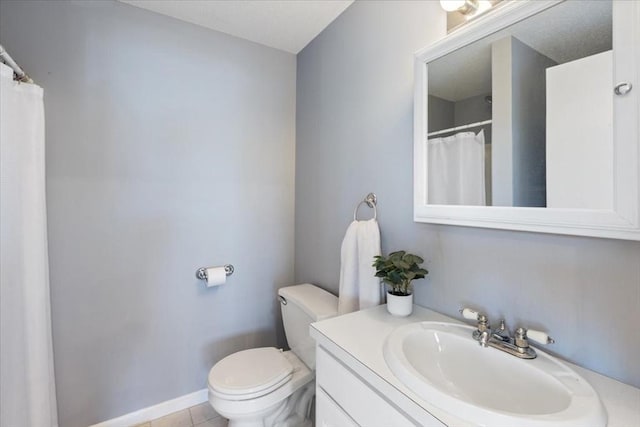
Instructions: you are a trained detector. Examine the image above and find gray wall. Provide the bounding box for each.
[453,93,491,126]
[296,0,640,388]
[511,37,555,207]
[492,37,515,206]
[493,37,555,207]
[427,95,453,133]
[0,1,296,426]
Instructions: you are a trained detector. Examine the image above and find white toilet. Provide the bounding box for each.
[207,284,338,427]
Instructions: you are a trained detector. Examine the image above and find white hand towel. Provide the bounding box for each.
[338,218,382,315]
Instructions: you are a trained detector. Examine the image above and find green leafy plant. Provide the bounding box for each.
[373,251,428,296]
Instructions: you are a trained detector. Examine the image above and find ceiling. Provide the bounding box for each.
[119,0,354,54]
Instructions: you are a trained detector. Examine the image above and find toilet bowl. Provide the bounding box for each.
[207,284,338,427]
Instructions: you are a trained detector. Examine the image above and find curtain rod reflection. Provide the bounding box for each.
[428,119,492,138]
[0,44,33,83]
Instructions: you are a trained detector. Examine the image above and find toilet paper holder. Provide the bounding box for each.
[195,264,234,281]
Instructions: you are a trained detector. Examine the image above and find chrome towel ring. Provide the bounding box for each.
[353,193,377,221]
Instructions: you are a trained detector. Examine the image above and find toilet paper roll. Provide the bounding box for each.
[205,267,226,288]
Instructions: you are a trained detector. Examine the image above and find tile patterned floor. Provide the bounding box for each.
[133,402,228,427]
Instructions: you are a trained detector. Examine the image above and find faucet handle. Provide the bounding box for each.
[460,307,480,320]
[460,307,489,329]
[526,329,555,345]
[514,328,555,352]
[464,310,490,342]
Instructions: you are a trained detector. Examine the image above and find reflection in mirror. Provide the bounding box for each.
[427,0,612,208]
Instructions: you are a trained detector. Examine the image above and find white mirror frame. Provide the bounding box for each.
[414,0,640,240]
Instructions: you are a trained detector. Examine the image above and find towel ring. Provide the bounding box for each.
[353,193,377,221]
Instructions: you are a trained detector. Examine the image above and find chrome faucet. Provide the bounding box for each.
[460,308,555,359]
[478,328,491,347]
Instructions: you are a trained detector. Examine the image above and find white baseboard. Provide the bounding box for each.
[89,388,208,427]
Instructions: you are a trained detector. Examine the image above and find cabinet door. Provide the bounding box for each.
[316,386,359,427]
[546,51,613,209]
[316,347,430,426]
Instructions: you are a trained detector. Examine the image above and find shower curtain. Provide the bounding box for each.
[0,63,58,426]
[427,130,486,205]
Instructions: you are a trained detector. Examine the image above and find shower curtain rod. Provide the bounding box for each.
[427,119,492,137]
[0,44,33,83]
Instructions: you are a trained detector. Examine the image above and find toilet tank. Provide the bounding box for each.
[278,284,338,370]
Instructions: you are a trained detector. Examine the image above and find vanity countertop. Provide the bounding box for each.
[310,305,640,427]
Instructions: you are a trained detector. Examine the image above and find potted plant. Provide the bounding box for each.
[373,250,428,316]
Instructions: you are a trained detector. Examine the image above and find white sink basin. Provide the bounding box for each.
[383,321,606,427]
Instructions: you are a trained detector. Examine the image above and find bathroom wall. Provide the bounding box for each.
[493,37,555,207]
[0,1,296,426]
[427,95,454,133]
[453,93,492,126]
[295,0,640,388]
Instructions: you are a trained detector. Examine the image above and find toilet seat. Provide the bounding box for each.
[208,350,314,423]
[208,347,294,401]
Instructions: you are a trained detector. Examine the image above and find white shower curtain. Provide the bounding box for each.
[427,130,486,205]
[0,63,58,427]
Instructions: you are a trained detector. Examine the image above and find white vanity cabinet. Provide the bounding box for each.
[315,387,359,427]
[311,306,640,427]
[315,346,422,427]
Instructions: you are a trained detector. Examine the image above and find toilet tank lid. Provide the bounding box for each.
[278,284,338,321]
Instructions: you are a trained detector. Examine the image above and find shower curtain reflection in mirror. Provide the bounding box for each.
[427,130,486,205]
[0,63,58,427]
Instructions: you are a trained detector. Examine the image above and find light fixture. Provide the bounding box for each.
[439,0,479,15]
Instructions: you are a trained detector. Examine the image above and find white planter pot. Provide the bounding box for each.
[386,292,413,317]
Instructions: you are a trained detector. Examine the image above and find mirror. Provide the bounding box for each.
[414,0,639,240]
[428,0,611,208]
